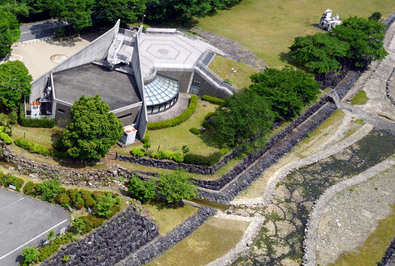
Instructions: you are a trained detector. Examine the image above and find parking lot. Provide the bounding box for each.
[0,188,70,265]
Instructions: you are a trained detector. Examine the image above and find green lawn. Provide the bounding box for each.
[197,0,393,68]
[143,202,198,235]
[351,90,369,105]
[112,98,221,157]
[148,217,249,265]
[209,55,258,90]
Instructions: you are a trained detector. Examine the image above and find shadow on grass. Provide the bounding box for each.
[148,198,184,211]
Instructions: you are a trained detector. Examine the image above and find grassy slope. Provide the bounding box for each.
[112,99,220,156]
[149,217,249,265]
[209,55,257,90]
[197,0,393,67]
[143,202,198,236]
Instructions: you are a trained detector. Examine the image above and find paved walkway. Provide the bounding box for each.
[147,93,190,122]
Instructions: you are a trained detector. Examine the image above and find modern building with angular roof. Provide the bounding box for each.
[27,21,239,141]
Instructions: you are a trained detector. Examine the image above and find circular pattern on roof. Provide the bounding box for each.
[144,75,179,107]
[50,54,68,64]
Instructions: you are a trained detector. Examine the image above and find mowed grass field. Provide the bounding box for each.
[197,0,394,67]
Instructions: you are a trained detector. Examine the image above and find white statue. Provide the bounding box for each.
[319,9,341,31]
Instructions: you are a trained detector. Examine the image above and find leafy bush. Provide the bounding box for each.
[35,180,62,203]
[147,95,198,130]
[80,190,95,208]
[189,127,202,135]
[23,181,36,196]
[1,174,24,191]
[0,126,4,132]
[184,152,222,166]
[14,138,52,156]
[95,194,117,218]
[79,215,105,229]
[9,111,18,124]
[55,193,71,208]
[170,152,184,162]
[157,169,197,204]
[201,95,225,105]
[91,191,107,200]
[68,188,85,209]
[204,112,214,121]
[128,176,156,202]
[142,130,150,144]
[130,147,145,157]
[368,12,382,21]
[21,247,40,265]
[37,233,75,262]
[0,132,12,144]
[149,151,184,162]
[19,110,55,128]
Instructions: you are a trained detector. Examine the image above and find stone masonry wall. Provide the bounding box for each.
[43,203,159,266]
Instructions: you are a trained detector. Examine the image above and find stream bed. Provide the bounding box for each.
[234,129,395,265]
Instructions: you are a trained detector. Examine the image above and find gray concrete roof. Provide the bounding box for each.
[53,64,141,110]
[139,32,221,79]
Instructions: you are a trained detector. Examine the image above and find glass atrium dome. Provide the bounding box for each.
[144,75,180,114]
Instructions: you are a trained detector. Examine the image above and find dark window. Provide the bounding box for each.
[118,113,132,119]
[57,108,65,114]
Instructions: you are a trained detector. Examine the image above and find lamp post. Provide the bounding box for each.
[142,14,146,25]
[228,68,236,80]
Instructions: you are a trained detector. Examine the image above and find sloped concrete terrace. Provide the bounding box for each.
[53,63,141,110]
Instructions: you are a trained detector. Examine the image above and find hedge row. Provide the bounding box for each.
[201,95,225,105]
[0,132,12,144]
[189,127,202,135]
[36,233,75,263]
[147,95,198,130]
[15,138,52,156]
[0,172,24,191]
[23,181,119,215]
[19,109,55,128]
[183,152,222,166]
[130,148,184,163]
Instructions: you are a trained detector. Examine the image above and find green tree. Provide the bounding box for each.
[146,0,241,25]
[128,176,156,202]
[0,60,32,109]
[0,0,30,18]
[157,169,197,204]
[49,0,94,33]
[181,145,189,155]
[93,0,146,26]
[0,9,20,58]
[250,67,321,120]
[290,33,349,74]
[21,247,40,265]
[205,90,274,148]
[331,16,387,68]
[95,194,116,217]
[59,95,123,161]
[35,180,62,203]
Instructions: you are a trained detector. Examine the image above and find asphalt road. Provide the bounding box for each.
[19,19,67,42]
[0,188,70,265]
